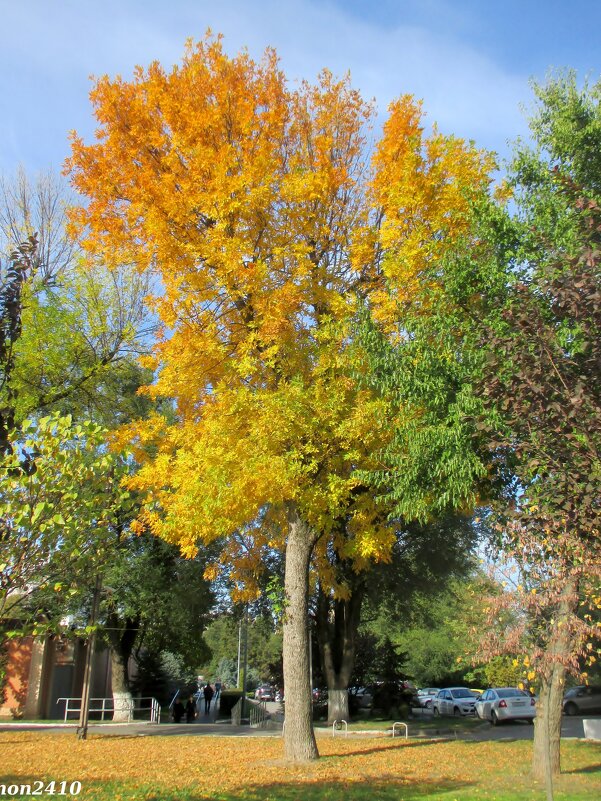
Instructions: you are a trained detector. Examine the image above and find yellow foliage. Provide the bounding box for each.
[67,34,493,589]
[369,97,493,324]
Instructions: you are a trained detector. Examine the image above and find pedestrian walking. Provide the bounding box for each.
[185,694,197,723]
[203,682,214,714]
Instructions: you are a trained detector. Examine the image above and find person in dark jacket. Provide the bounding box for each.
[203,682,214,714]
[185,695,197,723]
[172,697,184,723]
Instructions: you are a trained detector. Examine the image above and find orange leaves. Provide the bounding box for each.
[67,34,376,400]
[69,35,289,286]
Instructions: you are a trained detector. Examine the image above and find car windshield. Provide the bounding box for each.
[451,689,475,699]
[497,689,527,698]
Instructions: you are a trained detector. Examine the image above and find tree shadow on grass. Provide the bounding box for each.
[145,778,474,801]
[320,738,448,760]
[562,763,601,775]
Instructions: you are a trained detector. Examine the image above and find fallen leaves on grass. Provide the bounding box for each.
[0,733,599,800]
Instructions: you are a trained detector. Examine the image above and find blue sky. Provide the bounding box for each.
[1,1,600,175]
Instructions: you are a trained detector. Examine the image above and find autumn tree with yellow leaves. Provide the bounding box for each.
[67,35,491,761]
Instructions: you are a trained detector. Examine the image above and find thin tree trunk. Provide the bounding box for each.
[532,576,578,798]
[533,663,566,799]
[282,504,319,762]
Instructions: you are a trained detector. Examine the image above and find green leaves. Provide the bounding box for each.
[0,412,132,622]
[355,255,492,524]
[30,502,46,525]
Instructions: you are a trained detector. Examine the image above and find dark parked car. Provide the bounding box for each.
[351,687,374,709]
[563,685,601,716]
[254,684,275,701]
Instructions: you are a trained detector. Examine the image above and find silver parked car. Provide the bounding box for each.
[432,687,478,716]
[475,688,536,725]
[563,686,601,716]
[417,688,440,709]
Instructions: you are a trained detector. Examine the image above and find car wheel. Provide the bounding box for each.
[425,700,431,709]
[433,707,440,717]
[564,701,578,716]
[453,706,461,717]
[491,710,499,726]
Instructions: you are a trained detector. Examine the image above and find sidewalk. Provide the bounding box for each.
[0,699,283,738]
[0,720,282,737]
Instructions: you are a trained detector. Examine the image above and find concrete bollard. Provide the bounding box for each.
[583,719,601,740]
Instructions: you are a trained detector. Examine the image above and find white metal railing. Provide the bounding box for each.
[57,696,160,724]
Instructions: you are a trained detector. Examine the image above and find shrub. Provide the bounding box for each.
[218,690,242,716]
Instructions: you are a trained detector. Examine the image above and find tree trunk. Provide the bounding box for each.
[282,504,319,762]
[315,575,365,724]
[532,576,579,798]
[107,615,139,723]
[109,647,134,723]
[533,663,566,795]
[327,688,349,722]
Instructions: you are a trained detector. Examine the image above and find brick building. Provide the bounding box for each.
[1,633,111,720]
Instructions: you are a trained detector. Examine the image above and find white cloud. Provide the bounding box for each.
[0,0,532,172]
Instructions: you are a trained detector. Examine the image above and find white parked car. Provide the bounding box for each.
[432,687,478,716]
[475,687,536,725]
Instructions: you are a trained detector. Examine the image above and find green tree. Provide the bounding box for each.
[465,76,601,794]
[359,74,601,797]
[0,413,131,623]
[0,170,154,451]
[199,612,282,686]
[96,534,214,719]
[313,513,478,722]
[362,572,494,688]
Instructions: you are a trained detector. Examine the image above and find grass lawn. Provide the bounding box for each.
[0,732,599,800]
[315,714,483,733]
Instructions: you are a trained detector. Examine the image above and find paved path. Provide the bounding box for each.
[1,710,597,741]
